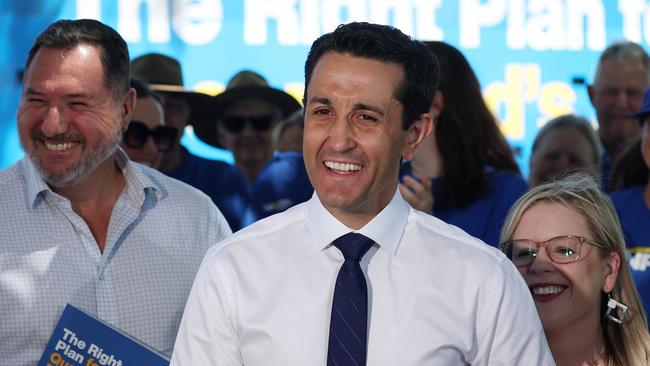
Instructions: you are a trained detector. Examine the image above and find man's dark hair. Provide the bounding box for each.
[304,22,439,130]
[24,19,130,99]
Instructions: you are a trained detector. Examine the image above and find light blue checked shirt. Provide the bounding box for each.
[0,149,231,366]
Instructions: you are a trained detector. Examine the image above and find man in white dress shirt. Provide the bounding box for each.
[171,22,555,365]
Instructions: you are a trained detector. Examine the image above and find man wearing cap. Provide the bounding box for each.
[171,22,553,365]
[193,70,301,185]
[0,19,232,365]
[131,53,250,230]
[588,40,650,191]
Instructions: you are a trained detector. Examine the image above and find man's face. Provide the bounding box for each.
[303,52,431,228]
[159,93,189,139]
[589,58,647,156]
[17,44,133,187]
[219,99,278,169]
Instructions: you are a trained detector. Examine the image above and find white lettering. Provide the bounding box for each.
[76,0,102,19]
[172,0,223,45]
[118,0,170,43]
[414,0,444,40]
[566,0,605,51]
[321,0,366,33]
[619,0,645,43]
[527,0,564,51]
[506,0,526,49]
[244,0,299,45]
[370,0,413,36]
[460,0,507,48]
[299,0,320,44]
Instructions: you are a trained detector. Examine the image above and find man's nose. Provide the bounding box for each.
[40,106,69,137]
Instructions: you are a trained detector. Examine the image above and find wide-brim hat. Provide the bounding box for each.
[193,70,302,148]
[634,87,650,122]
[130,53,213,129]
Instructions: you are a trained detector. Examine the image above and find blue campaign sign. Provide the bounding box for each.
[2,0,650,176]
[39,304,169,366]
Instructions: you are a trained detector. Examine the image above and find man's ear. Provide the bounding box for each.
[401,91,443,160]
[587,84,596,107]
[401,113,433,161]
[120,87,137,133]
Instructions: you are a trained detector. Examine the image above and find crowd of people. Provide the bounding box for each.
[4,17,650,366]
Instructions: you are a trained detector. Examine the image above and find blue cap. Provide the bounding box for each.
[634,87,650,121]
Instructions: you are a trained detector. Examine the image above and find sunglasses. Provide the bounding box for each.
[123,121,178,152]
[221,115,274,133]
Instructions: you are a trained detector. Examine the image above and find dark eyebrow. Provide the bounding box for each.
[307,97,331,106]
[25,88,44,96]
[353,102,384,116]
[24,88,90,100]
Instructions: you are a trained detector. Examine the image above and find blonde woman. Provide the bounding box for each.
[500,173,650,365]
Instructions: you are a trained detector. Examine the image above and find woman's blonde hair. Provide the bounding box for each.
[500,173,650,365]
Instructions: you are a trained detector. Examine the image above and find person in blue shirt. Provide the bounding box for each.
[251,150,313,220]
[193,70,302,187]
[610,86,650,319]
[131,53,249,231]
[251,110,313,220]
[399,41,526,247]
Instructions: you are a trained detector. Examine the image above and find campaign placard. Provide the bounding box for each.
[39,304,169,366]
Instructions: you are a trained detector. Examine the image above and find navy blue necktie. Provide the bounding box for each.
[327,233,374,366]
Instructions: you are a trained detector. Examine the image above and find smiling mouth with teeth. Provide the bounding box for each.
[324,161,362,172]
[531,285,565,295]
[44,141,78,152]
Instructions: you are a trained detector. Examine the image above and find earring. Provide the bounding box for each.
[605,293,628,325]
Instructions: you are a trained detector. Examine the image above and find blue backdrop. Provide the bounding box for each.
[3,0,650,176]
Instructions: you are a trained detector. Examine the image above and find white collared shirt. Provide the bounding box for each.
[172,190,555,365]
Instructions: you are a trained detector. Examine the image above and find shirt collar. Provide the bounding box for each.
[307,188,410,256]
[23,148,159,209]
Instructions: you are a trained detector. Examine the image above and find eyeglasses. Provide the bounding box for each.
[502,235,606,267]
[221,115,274,133]
[123,121,178,152]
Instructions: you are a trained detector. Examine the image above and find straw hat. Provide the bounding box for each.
[193,70,301,148]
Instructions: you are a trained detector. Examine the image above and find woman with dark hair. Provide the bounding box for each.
[399,41,526,247]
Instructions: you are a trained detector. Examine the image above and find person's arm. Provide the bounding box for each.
[171,250,241,366]
[475,256,556,365]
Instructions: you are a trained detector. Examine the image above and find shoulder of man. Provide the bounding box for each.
[407,207,510,267]
[0,159,24,188]
[203,201,309,258]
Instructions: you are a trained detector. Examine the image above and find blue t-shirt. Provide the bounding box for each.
[251,151,314,220]
[610,186,650,316]
[399,165,528,247]
[167,148,250,231]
